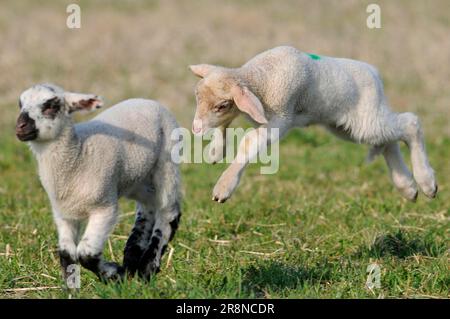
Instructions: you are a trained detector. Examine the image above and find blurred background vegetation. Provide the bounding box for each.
[0,0,449,133]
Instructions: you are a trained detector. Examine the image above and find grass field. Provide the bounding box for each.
[0,0,449,298]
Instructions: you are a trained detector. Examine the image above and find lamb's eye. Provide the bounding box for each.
[42,98,61,117]
[214,101,232,112]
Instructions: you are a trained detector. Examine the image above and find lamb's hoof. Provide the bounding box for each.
[404,190,419,202]
[415,171,438,199]
[138,264,160,282]
[212,195,228,203]
[98,262,125,283]
[209,156,222,165]
[411,190,419,202]
[424,184,438,199]
[417,179,438,199]
[212,174,238,203]
[399,187,418,202]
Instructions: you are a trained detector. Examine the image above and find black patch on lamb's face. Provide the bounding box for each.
[41,97,62,119]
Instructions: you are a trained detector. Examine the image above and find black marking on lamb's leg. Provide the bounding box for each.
[123,211,155,277]
[59,249,77,281]
[98,262,125,282]
[154,228,163,237]
[138,232,162,280]
[137,203,182,281]
[123,234,144,276]
[160,244,168,257]
[79,253,124,282]
[78,253,101,275]
[169,203,182,241]
[123,212,146,276]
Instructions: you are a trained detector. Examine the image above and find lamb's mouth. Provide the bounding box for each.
[16,129,39,141]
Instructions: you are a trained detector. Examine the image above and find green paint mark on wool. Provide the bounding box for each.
[307,53,321,60]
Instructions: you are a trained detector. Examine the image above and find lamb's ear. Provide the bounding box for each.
[189,64,215,78]
[231,85,268,124]
[64,92,103,114]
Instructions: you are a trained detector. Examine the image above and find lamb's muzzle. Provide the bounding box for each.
[16,112,38,141]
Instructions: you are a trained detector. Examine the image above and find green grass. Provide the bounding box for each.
[0,123,448,299]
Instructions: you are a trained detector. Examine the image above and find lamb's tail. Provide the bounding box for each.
[153,107,182,212]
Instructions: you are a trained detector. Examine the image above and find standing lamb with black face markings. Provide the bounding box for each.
[16,83,182,282]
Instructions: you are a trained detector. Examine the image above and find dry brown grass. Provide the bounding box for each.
[0,0,448,135]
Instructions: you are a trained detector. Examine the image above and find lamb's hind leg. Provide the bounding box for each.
[123,186,156,277]
[397,112,437,198]
[327,124,418,201]
[138,160,181,280]
[382,143,418,201]
[138,204,180,280]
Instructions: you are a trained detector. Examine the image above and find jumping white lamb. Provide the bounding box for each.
[16,83,181,282]
[189,45,437,203]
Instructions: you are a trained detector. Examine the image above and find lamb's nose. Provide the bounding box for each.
[16,112,33,130]
[192,119,202,134]
[18,121,27,129]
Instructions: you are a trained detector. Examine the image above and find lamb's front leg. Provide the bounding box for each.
[207,125,227,164]
[212,120,287,203]
[54,212,79,284]
[77,206,124,281]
